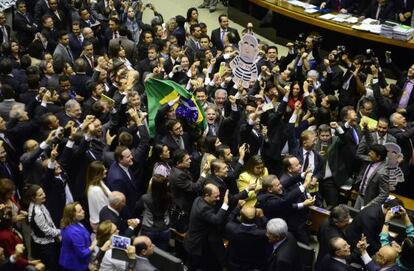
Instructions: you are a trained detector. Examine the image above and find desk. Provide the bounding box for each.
[229,0,414,67]
[249,0,414,49]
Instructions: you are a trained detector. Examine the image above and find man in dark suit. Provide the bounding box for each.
[13,0,38,48]
[338,55,367,109]
[184,183,229,271]
[161,119,193,154]
[46,0,68,31]
[363,0,396,22]
[81,41,96,76]
[68,21,84,59]
[225,205,268,271]
[99,191,139,237]
[210,15,240,52]
[345,198,402,256]
[0,12,10,45]
[70,59,91,99]
[256,174,314,222]
[356,118,397,162]
[217,144,246,194]
[316,205,351,271]
[266,218,304,271]
[107,146,140,218]
[53,30,75,67]
[320,237,353,271]
[40,15,59,53]
[354,144,389,210]
[296,130,324,182]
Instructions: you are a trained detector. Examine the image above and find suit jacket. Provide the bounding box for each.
[13,11,37,46]
[59,223,91,271]
[267,232,303,271]
[135,257,158,271]
[364,0,396,22]
[53,43,75,66]
[169,167,203,214]
[365,261,399,271]
[70,73,91,99]
[356,132,397,161]
[20,146,45,185]
[357,161,389,207]
[0,74,23,96]
[46,9,68,31]
[81,54,95,76]
[211,27,241,51]
[161,133,192,154]
[316,219,347,270]
[68,33,84,59]
[0,25,11,44]
[184,196,228,256]
[346,203,384,255]
[204,174,248,209]
[320,255,352,271]
[225,207,267,271]
[41,28,59,53]
[296,148,324,181]
[99,205,134,237]
[107,163,138,217]
[42,168,70,227]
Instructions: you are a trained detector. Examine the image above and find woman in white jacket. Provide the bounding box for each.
[85,161,111,231]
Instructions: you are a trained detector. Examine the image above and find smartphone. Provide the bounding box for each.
[321,143,328,153]
[391,205,401,214]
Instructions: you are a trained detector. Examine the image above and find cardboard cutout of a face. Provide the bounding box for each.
[230,33,259,88]
[384,142,405,191]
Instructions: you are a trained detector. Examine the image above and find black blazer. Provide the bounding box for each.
[99,205,134,237]
[295,148,324,181]
[225,207,267,271]
[320,255,352,271]
[211,27,240,51]
[0,25,11,44]
[161,133,192,154]
[363,0,396,22]
[169,167,203,214]
[266,232,304,271]
[183,196,228,256]
[345,203,384,255]
[68,33,84,59]
[204,174,248,209]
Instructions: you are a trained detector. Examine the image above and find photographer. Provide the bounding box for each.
[290,34,322,82]
[320,48,345,96]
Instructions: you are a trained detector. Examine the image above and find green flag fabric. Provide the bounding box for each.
[145,78,207,138]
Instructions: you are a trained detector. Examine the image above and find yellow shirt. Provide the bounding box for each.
[237,168,269,207]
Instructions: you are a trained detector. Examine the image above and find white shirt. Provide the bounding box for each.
[87,182,111,224]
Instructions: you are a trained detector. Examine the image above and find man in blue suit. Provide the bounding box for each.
[107,146,139,218]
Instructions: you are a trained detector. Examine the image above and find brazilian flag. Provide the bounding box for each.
[145,78,207,138]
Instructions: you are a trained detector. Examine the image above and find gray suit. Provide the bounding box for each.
[108,36,137,63]
[0,100,24,121]
[53,43,75,66]
[356,132,397,161]
[355,161,389,208]
[135,257,158,271]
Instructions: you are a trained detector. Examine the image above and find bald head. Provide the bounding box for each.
[109,191,126,210]
[375,246,398,267]
[133,235,154,257]
[240,206,256,224]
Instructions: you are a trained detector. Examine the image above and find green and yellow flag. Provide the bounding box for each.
[145,78,207,138]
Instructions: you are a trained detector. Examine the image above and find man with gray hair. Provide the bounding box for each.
[266,218,304,271]
[214,88,227,115]
[99,191,139,237]
[60,99,82,126]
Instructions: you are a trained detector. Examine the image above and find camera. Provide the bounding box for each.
[362,49,379,67]
[294,33,306,50]
[337,45,346,55]
[391,205,401,215]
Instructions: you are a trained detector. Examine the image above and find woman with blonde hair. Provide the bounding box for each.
[85,161,111,230]
[237,155,268,207]
[59,202,96,271]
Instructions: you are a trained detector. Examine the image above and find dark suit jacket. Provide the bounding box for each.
[320,255,352,271]
[346,203,384,255]
[107,163,139,218]
[0,25,11,44]
[225,207,267,271]
[204,174,248,209]
[356,131,396,162]
[46,9,68,31]
[161,133,192,154]
[68,33,84,59]
[295,148,324,181]
[41,28,59,53]
[316,219,347,270]
[211,27,241,51]
[99,205,134,237]
[364,0,396,22]
[267,232,303,271]
[42,168,70,227]
[13,11,37,46]
[169,167,203,214]
[70,73,91,99]
[183,196,227,256]
[357,161,389,207]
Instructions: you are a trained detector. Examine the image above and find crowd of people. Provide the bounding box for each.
[0,0,413,270]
